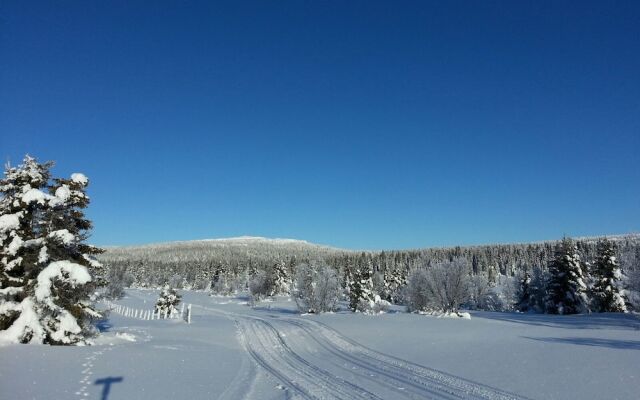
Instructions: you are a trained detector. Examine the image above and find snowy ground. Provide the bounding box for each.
[1,290,639,400]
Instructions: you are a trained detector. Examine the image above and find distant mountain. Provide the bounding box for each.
[100,235,347,265]
[99,234,640,290]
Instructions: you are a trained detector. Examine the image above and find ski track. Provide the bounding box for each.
[217,321,259,400]
[194,304,528,400]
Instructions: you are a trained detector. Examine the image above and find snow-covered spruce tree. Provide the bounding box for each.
[545,238,589,315]
[348,262,375,312]
[527,266,549,313]
[516,271,532,312]
[591,239,626,313]
[155,286,182,315]
[383,265,406,304]
[0,156,102,344]
[271,260,290,295]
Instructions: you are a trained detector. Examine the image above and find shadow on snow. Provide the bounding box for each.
[472,311,640,331]
[94,376,124,400]
[523,336,640,350]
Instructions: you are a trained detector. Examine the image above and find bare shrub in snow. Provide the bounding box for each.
[467,274,490,310]
[249,271,274,305]
[624,269,640,310]
[293,262,339,313]
[406,258,470,314]
[104,265,135,300]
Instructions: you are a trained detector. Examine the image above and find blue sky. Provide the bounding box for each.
[1,1,639,250]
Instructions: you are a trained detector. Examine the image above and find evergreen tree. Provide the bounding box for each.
[271,260,290,295]
[592,239,626,312]
[155,285,182,314]
[545,238,589,314]
[348,262,375,312]
[0,156,102,344]
[383,265,405,303]
[516,271,532,312]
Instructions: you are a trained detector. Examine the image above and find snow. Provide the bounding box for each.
[7,235,23,256]
[70,173,88,185]
[82,253,103,268]
[0,286,23,296]
[417,310,472,319]
[37,246,48,264]
[49,310,83,343]
[115,332,136,342]
[53,184,71,202]
[1,289,638,399]
[0,212,21,233]
[20,188,50,205]
[208,236,309,244]
[0,298,45,345]
[47,229,75,245]
[34,261,91,307]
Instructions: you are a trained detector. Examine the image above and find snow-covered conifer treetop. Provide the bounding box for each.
[0,155,103,345]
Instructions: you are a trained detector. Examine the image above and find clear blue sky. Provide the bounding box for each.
[1,1,639,250]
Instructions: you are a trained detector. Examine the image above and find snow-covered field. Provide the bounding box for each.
[1,290,639,400]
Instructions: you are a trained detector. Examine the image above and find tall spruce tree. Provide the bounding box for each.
[516,271,533,312]
[272,260,290,295]
[348,261,375,312]
[383,265,405,303]
[592,239,626,312]
[545,238,589,314]
[0,156,102,344]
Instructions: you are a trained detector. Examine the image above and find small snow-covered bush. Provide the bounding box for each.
[406,258,470,314]
[467,274,517,312]
[210,274,239,296]
[210,276,228,295]
[352,294,392,314]
[370,295,391,314]
[293,262,340,313]
[155,286,181,314]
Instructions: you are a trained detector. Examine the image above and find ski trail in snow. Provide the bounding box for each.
[194,304,527,400]
[217,321,259,400]
[240,317,385,400]
[283,317,526,400]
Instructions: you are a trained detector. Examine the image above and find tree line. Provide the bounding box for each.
[100,232,640,314]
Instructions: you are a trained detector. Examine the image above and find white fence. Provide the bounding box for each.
[105,300,192,324]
